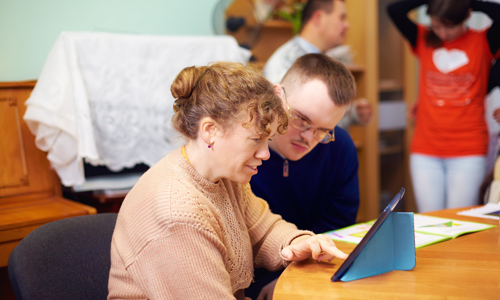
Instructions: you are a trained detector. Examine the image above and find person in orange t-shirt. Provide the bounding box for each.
[388,0,500,212]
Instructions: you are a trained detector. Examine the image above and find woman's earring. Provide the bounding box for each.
[208,143,213,149]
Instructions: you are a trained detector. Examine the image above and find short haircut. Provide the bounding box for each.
[301,0,344,30]
[171,61,288,140]
[281,53,356,106]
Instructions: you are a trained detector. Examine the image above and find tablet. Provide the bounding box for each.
[331,187,405,282]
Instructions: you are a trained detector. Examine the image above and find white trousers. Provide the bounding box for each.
[410,154,486,212]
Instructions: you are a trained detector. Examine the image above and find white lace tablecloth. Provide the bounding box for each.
[24,31,251,186]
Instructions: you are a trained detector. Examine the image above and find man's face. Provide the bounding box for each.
[269,80,347,161]
[320,0,349,50]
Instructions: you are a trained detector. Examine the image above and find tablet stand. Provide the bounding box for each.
[340,212,415,282]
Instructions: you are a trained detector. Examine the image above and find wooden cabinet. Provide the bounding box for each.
[0,81,96,268]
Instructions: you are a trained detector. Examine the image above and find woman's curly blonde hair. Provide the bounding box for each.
[171,61,288,139]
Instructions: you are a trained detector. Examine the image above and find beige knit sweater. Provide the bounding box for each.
[108,148,311,300]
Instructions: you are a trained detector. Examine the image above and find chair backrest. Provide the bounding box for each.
[8,213,117,300]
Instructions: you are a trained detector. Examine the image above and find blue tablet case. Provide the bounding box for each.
[339,212,416,282]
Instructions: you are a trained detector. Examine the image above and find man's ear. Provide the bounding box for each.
[199,117,218,145]
[274,83,283,97]
[310,9,324,27]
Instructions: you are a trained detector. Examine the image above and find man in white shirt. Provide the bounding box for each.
[263,0,372,128]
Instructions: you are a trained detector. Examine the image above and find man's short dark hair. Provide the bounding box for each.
[282,53,356,106]
[301,0,344,30]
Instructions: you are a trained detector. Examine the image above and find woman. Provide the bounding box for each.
[107,61,347,299]
[388,0,500,212]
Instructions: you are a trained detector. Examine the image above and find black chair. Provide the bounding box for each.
[8,213,117,300]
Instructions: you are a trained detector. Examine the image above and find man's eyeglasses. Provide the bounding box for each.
[282,87,335,144]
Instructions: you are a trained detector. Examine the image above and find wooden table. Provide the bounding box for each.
[274,207,500,299]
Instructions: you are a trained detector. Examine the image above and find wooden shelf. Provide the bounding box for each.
[379,79,402,92]
[379,145,404,155]
[0,80,36,88]
[347,64,365,73]
[244,19,293,30]
[262,19,293,29]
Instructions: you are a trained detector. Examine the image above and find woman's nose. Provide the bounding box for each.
[255,143,271,160]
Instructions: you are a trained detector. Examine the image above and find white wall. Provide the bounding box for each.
[0,0,220,81]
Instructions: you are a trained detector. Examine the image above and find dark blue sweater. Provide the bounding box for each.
[250,126,360,234]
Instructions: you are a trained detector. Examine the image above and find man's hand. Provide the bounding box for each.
[493,108,500,124]
[354,99,373,125]
[407,103,418,121]
[282,234,348,262]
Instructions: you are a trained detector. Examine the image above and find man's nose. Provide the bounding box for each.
[299,129,314,143]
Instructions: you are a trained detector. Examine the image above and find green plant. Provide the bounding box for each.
[274,2,305,35]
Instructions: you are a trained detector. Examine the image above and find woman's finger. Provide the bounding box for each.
[306,237,322,260]
[318,239,348,260]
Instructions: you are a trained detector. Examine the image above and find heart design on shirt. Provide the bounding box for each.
[432,48,469,74]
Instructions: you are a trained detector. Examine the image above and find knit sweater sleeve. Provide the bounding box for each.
[241,184,314,271]
[125,222,237,300]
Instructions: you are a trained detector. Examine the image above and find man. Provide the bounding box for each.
[263,0,371,128]
[246,53,359,299]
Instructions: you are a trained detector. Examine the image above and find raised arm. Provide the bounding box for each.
[472,0,500,55]
[387,0,428,48]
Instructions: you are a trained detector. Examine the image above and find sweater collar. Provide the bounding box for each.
[171,147,222,193]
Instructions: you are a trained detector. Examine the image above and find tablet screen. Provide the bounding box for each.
[331,187,405,282]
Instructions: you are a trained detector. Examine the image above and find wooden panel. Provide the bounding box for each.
[0,81,96,269]
[0,196,96,233]
[0,97,28,188]
[346,0,380,221]
[0,82,58,199]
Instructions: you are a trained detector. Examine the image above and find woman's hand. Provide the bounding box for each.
[281,234,348,263]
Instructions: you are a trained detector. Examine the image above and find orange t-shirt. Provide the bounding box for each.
[411,24,499,157]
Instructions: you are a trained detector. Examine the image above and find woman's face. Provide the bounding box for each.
[430,17,467,42]
[211,114,279,184]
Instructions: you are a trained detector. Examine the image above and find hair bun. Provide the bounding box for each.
[171,66,203,99]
